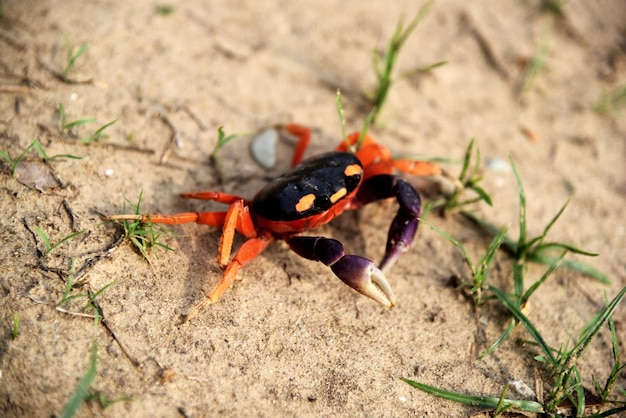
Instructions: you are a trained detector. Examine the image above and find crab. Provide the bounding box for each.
[108,124,443,320]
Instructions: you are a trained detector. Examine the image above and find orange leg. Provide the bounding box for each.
[106,191,249,226]
[107,211,227,226]
[283,123,311,167]
[393,159,443,176]
[216,200,258,267]
[336,132,380,153]
[186,229,273,321]
[184,199,271,321]
[180,191,248,205]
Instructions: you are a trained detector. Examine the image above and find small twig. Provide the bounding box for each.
[0,31,26,51]
[49,134,156,155]
[0,85,31,94]
[62,199,80,232]
[22,217,44,257]
[55,306,96,318]
[37,58,94,85]
[157,112,183,164]
[91,298,143,369]
[459,12,510,80]
[180,104,208,130]
[22,293,49,305]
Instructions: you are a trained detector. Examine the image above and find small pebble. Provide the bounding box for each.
[250,128,279,170]
[485,157,511,172]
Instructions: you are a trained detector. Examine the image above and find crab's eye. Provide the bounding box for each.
[344,172,361,191]
[314,194,331,209]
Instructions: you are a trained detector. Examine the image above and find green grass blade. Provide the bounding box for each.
[400,378,544,413]
[474,225,509,290]
[471,185,493,206]
[396,0,434,46]
[28,140,81,162]
[33,226,52,254]
[512,261,525,302]
[460,211,518,254]
[64,39,89,77]
[10,140,38,176]
[458,138,474,183]
[526,253,610,284]
[210,126,238,185]
[30,139,50,161]
[398,60,448,79]
[524,199,570,250]
[336,90,348,144]
[600,303,624,400]
[63,117,97,131]
[534,242,598,257]
[60,341,97,418]
[422,219,475,275]
[461,211,609,283]
[510,158,527,259]
[0,148,15,169]
[595,406,626,417]
[49,231,84,254]
[57,259,78,307]
[81,118,118,144]
[357,109,374,149]
[478,319,516,359]
[89,282,114,301]
[571,366,585,417]
[490,285,557,366]
[522,251,567,302]
[570,286,626,362]
[11,312,19,339]
[594,84,626,116]
[59,103,67,129]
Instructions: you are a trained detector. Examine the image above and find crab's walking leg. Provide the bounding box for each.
[283,123,311,167]
[180,191,246,203]
[392,159,442,176]
[286,236,396,308]
[186,233,272,322]
[356,174,422,272]
[104,192,248,226]
[105,212,228,226]
[184,200,272,321]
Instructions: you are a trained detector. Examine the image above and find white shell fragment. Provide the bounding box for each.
[508,379,536,398]
[485,157,511,172]
[250,128,279,170]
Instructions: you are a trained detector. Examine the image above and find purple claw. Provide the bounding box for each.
[356,176,421,272]
[331,255,396,308]
[287,236,395,308]
[379,217,419,272]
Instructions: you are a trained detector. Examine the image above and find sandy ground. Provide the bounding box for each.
[1,1,625,417]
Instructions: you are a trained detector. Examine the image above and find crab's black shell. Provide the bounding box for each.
[251,152,362,222]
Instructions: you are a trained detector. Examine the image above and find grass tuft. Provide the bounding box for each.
[33,227,84,257]
[210,126,239,185]
[59,103,117,143]
[401,378,545,413]
[437,138,493,216]
[63,36,89,78]
[11,312,19,339]
[406,154,622,415]
[367,0,445,124]
[0,139,82,177]
[594,84,626,116]
[60,341,98,418]
[118,190,175,260]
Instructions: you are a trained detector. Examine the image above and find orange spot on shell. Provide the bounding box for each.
[295,193,316,212]
[329,187,347,203]
[344,164,362,177]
